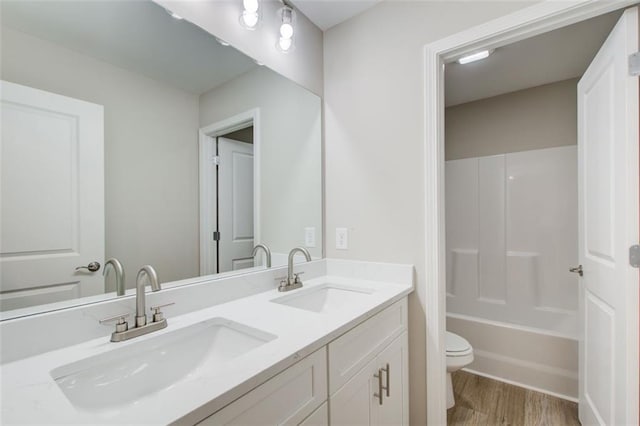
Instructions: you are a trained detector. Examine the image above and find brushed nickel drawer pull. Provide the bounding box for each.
[381,363,390,396]
[373,368,383,405]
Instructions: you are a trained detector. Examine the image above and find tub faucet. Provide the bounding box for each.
[103,258,125,296]
[278,247,312,292]
[252,243,272,268]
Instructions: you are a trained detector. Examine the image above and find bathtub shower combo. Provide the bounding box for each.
[445,145,579,400]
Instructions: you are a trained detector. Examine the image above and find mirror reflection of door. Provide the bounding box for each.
[1,0,323,317]
[217,135,254,273]
[0,81,105,311]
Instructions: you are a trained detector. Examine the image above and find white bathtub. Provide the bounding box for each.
[447,312,578,401]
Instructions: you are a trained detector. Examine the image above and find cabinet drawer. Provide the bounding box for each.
[198,347,327,425]
[328,298,407,395]
[298,401,328,426]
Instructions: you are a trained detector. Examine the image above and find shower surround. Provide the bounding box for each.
[445,145,578,399]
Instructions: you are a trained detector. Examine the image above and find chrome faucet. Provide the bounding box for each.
[99,264,172,342]
[278,247,312,292]
[103,258,125,296]
[252,243,272,268]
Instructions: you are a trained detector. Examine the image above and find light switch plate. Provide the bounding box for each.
[304,227,316,248]
[336,227,348,250]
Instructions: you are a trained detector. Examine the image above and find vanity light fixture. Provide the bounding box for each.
[277,4,295,53]
[240,0,260,30]
[457,49,493,64]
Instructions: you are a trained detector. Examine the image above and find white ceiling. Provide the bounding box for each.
[445,10,623,107]
[290,0,382,31]
[1,0,258,95]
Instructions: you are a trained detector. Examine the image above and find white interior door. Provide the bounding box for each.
[0,81,105,311]
[218,137,254,273]
[577,7,639,425]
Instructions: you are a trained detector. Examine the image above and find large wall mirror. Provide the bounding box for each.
[0,0,322,317]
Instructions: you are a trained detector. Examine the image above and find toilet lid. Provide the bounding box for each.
[446,331,471,354]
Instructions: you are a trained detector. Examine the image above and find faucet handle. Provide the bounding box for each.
[275,276,289,292]
[150,302,174,322]
[293,272,305,283]
[99,313,130,333]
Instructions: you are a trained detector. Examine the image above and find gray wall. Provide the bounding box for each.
[1,27,200,288]
[445,78,578,160]
[200,67,322,258]
[323,1,538,423]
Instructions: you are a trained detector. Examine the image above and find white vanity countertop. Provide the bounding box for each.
[1,274,413,424]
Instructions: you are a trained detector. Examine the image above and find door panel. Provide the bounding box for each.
[577,7,639,425]
[218,137,254,273]
[584,67,615,265]
[0,81,104,310]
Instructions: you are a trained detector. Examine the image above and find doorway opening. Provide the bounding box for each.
[199,108,261,276]
[443,10,623,423]
[425,2,638,424]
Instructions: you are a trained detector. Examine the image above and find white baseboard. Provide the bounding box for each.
[462,367,578,403]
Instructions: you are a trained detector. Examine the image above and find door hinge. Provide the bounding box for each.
[629,52,640,76]
[212,231,220,241]
[630,245,640,268]
[213,155,220,166]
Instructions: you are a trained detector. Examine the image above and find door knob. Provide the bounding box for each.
[76,261,101,272]
[569,265,583,277]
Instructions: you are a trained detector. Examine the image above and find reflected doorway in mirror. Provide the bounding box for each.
[199,109,261,275]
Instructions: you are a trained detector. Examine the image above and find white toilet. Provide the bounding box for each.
[446,331,474,409]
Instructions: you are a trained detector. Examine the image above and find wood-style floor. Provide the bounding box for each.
[447,371,580,426]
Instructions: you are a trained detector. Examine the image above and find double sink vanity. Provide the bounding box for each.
[0,259,413,425]
[0,1,411,424]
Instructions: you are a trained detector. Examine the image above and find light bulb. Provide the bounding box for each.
[241,11,259,28]
[243,0,259,13]
[280,23,293,39]
[278,37,293,52]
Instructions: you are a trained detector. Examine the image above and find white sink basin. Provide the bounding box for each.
[50,318,276,411]
[271,283,374,314]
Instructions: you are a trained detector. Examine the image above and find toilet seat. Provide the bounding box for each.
[446,331,472,357]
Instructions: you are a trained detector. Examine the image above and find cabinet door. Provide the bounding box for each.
[376,332,408,426]
[330,359,378,426]
[299,401,328,426]
[330,332,409,426]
